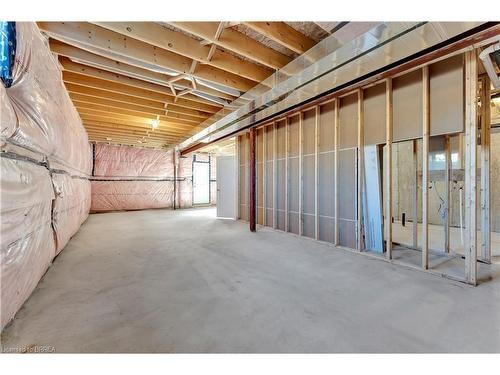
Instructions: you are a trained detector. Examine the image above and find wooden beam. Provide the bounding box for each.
[82,121,185,137]
[273,122,278,229]
[170,22,292,70]
[243,22,316,55]
[480,74,491,263]
[413,139,418,249]
[315,106,320,240]
[444,135,451,253]
[53,44,238,101]
[299,112,304,236]
[79,114,193,134]
[464,50,478,285]
[66,83,212,119]
[422,66,430,270]
[357,89,364,251]
[93,22,273,83]
[76,109,201,132]
[385,78,393,259]
[40,22,255,93]
[70,93,207,123]
[61,59,231,106]
[74,101,201,126]
[334,99,339,246]
[285,117,290,233]
[249,127,256,232]
[63,72,221,113]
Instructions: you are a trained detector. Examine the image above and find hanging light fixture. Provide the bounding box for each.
[151,115,160,129]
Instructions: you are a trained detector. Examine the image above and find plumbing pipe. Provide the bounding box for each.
[479,42,500,89]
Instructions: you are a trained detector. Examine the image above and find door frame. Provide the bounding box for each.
[191,154,211,206]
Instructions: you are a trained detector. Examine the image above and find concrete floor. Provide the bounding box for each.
[1,207,499,353]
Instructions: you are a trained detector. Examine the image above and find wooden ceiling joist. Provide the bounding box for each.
[79,116,193,136]
[93,22,274,83]
[63,72,221,113]
[70,93,209,123]
[76,109,201,132]
[74,101,202,126]
[39,22,256,92]
[59,58,235,108]
[65,84,213,119]
[243,22,316,55]
[82,121,185,137]
[53,43,238,101]
[170,22,292,70]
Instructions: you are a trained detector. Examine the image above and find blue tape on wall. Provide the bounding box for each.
[0,21,16,87]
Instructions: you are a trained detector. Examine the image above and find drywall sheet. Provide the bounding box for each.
[303,108,316,155]
[289,114,300,157]
[276,120,286,159]
[288,157,300,234]
[393,69,423,142]
[303,155,315,238]
[430,54,464,136]
[364,83,386,145]
[339,93,358,149]
[338,148,357,248]
[319,101,335,153]
[362,145,384,252]
[238,134,248,220]
[265,125,274,225]
[266,161,274,225]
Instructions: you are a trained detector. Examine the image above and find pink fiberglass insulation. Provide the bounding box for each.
[0,158,56,329]
[0,22,92,329]
[93,144,174,178]
[90,144,175,211]
[2,23,91,176]
[91,180,174,211]
[52,175,91,254]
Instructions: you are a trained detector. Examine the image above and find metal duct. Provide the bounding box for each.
[179,22,496,152]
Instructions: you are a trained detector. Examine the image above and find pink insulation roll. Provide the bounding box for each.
[91,180,174,212]
[1,158,56,329]
[52,175,91,254]
[3,22,91,176]
[1,22,92,329]
[93,144,174,178]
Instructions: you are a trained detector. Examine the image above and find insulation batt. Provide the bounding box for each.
[1,23,91,329]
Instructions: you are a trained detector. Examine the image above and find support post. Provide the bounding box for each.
[334,99,339,246]
[315,106,320,240]
[464,50,478,284]
[299,112,304,236]
[357,89,364,251]
[385,78,393,259]
[444,135,451,253]
[273,122,278,229]
[480,75,491,263]
[285,117,290,232]
[235,136,240,219]
[263,127,267,226]
[422,65,430,269]
[413,139,418,249]
[249,128,256,232]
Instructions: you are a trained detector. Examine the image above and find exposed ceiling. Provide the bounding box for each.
[38,21,332,149]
